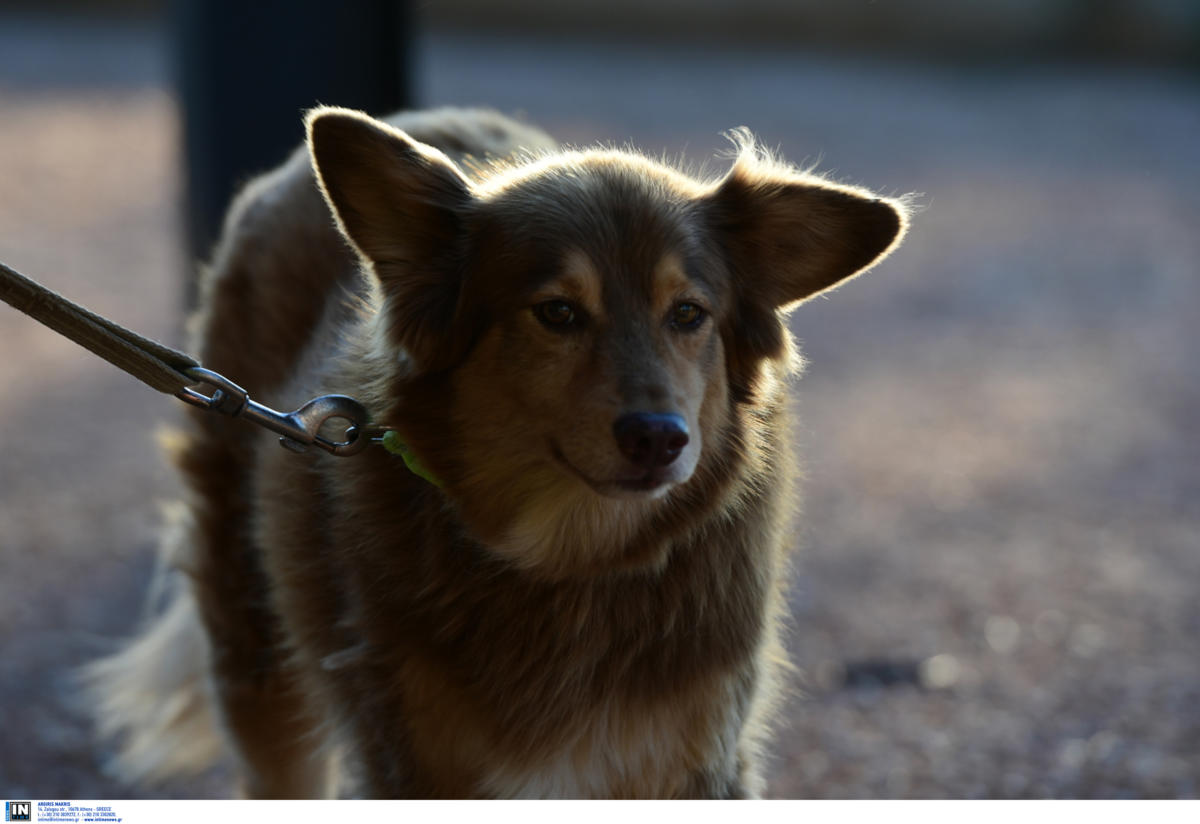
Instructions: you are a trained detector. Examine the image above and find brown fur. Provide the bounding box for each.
[83,107,907,798]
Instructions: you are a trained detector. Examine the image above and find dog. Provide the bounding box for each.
[84,107,907,798]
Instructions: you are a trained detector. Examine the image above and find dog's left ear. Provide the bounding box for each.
[307,107,475,372]
[703,147,907,312]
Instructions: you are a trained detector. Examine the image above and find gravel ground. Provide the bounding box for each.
[1,15,1198,799]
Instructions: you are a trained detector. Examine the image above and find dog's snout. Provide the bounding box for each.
[613,413,690,469]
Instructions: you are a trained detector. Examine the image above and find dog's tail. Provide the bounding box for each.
[79,504,225,785]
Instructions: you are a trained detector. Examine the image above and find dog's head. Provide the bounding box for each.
[309,108,906,575]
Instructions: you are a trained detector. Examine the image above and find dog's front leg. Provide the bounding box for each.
[209,664,336,798]
[184,443,335,798]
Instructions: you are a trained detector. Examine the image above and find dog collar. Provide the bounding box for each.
[380,430,442,487]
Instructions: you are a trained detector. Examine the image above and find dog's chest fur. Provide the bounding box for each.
[390,637,749,798]
[477,692,740,798]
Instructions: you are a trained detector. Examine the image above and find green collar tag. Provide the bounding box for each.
[380,430,442,488]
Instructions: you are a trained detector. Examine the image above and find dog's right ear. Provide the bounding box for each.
[307,107,474,372]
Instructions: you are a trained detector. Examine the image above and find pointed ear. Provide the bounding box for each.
[703,143,907,311]
[307,107,475,371]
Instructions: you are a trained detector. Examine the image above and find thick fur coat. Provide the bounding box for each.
[85,108,907,798]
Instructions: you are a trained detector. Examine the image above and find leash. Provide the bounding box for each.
[0,259,381,458]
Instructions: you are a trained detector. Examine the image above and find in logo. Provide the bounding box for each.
[5,802,31,822]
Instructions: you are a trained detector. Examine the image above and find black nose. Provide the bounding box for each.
[613,413,690,469]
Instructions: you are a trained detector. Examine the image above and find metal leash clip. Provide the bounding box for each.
[175,366,378,457]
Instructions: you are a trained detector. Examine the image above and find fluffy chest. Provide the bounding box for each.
[475,684,741,799]
[386,644,746,798]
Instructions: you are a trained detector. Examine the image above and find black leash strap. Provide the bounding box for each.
[0,259,379,457]
[0,259,199,395]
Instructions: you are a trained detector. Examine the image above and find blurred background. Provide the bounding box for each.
[1,0,1198,800]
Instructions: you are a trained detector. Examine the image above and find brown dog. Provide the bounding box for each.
[84,107,907,798]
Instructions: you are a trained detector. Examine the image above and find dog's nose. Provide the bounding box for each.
[613,413,689,469]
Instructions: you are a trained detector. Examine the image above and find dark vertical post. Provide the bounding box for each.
[171,0,413,273]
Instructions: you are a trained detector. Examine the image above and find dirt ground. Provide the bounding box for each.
[1,16,1198,800]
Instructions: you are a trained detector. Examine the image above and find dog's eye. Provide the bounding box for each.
[533,299,579,330]
[670,302,706,331]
